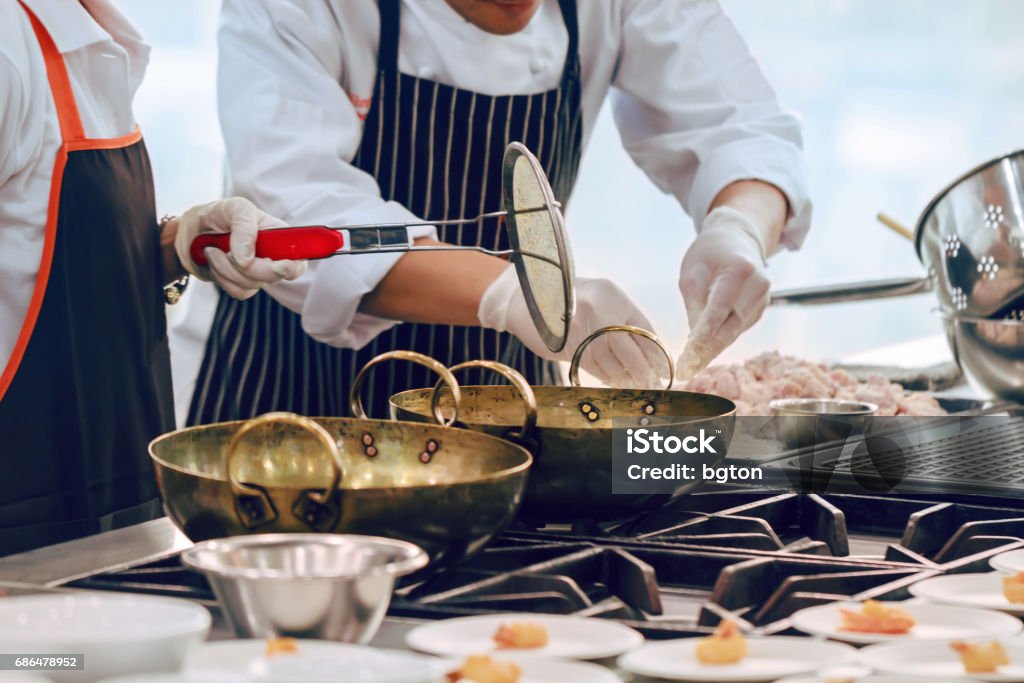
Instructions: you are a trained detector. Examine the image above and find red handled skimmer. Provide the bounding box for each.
[189,212,559,268]
[189,142,575,352]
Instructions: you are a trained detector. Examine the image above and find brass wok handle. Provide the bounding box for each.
[350,350,461,426]
[435,360,538,442]
[569,325,675,390]
[225,412,345,530]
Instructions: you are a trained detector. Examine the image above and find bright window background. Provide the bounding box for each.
[118,0,1024,415]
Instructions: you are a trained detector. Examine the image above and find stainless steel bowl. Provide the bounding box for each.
[181,534,427,643]
[769,399,879,417]
[939,311,1024,401]
[769,399,878,451]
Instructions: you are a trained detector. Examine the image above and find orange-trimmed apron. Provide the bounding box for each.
[0,2,173,555]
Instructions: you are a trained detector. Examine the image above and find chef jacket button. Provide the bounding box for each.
[529,57,549,74]
[417,65,435,79]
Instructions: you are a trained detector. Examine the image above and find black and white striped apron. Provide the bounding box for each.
[189,0,582,423]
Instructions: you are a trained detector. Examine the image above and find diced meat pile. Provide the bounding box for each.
[682,351,947,417]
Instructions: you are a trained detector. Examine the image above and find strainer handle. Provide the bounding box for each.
[434,360,538,442]
[569,325,674,390]
[769,276,932,305]
[225,412,344,528]
[350,350,461,426]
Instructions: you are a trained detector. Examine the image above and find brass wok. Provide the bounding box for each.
[390,327,737,522]
[149,352,533,569]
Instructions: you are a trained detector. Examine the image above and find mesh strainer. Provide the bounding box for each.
[190,143,574,352]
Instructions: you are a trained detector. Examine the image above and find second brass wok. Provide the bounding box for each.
[390,327,737,521]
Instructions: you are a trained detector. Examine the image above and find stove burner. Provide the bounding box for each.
[65,490,1024,638]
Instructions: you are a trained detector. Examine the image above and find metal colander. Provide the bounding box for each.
[918,148,1024,317]
[770,149,1024,319]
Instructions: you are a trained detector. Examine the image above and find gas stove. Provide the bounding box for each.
[60,490,1024,639]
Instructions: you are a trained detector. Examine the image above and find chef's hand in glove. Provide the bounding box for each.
[478,264,668,387]
[678,206,770,378]
[174,197,307,300]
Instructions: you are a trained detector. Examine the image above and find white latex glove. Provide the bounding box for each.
[174,197,307,300]
[478,264,668,387]
[677,206,771,379]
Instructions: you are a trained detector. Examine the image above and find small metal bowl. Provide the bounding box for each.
[769,399,878,452]
[769,398,879,418]
[181,534,427,644]
[938,309,1024,401]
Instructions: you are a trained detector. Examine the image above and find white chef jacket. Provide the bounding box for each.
[0,0,148,376]
[218,0,811,350]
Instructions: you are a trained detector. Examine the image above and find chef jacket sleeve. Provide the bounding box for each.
[0,53,26,191]
[217,0,436,349]
[610,0,812,250]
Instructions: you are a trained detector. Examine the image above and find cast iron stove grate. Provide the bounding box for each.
[65,491,1024,638]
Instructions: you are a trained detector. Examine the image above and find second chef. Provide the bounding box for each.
[188,0,813,422]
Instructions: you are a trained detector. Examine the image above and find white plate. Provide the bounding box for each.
[910,573,1024,616]
[790,601,1023,644]
[190,641,446,683]
[0,676,56,683]
[992,550,1024,575]
[771,665,873,682]
[616,636,856,682]
[859,639,1024,682]
[404,613,644,660]
[775,677,966,683]
[98,676,244,683]
[472,659,621,683]
[0,594,210,683]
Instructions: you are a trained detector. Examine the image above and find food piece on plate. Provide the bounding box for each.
[1003,572,1024,603]
[695,620,748,665]
[950,640,1009,673]
[838,600,915,634]
[446,655,521,683]
[492,621,549,649]
[681,351,948,417]
[265,637,298,657]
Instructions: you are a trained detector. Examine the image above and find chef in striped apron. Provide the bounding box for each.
[189,0,812,423]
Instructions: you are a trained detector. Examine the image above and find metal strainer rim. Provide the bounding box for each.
[502,141,575,353]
